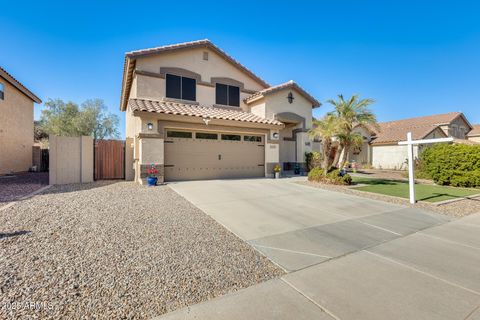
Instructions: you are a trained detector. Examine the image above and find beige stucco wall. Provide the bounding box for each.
[254,88,315,166]
[439,116,470,139]
[0,77,35,174]
[49,136,94,184]
[372,145,419,170]
[125,104,142,138]
[139,138,164,165]
[125,137,135,181]
[348,126,372,165]
[248,99,266,119]
[262,89,313,129]
[133,47,266,112]
[468,136,480,143]
[371,128,447,170]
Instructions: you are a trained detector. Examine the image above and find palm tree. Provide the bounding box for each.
[327,94,377,167]
[309,114,339,175]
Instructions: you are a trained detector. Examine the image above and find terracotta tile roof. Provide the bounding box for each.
[129,98,284,127]
[370,112,465,145]
[468,124,480,137]
[0,66,41,103]
[244,80,321,108]
[121,40,270,111]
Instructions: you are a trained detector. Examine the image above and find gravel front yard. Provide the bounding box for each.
[0,182,283,319]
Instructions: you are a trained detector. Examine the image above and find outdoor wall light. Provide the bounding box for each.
[287,92,294,104]
[147,123,154,131]
[272,132,279,139]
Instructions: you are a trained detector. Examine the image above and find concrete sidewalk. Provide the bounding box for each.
[163,179,480,319]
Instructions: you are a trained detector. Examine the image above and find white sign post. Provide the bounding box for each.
[398,132,453,204]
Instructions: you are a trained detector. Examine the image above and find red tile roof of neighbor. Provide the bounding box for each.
[129,98,284,126]
[0,66,41,103]
[370,112,470,145]
[244,80,321,108]
[468,124,480,137]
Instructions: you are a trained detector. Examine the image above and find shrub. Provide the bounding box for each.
[307,167,324,182]
[307,167,351,185]
[419,144,480,188]
[305,151,322,171]
[341,173,353,185]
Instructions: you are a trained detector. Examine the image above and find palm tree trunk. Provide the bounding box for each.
[322,139,332,176]
[340,145,350,168]
[332,144,343,168]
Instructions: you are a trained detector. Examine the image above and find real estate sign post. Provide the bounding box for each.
[398,132,453,204]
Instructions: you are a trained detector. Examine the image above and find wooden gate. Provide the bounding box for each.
[94,140,125,180]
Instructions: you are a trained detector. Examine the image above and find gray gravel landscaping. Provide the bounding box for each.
[0,181,283,319]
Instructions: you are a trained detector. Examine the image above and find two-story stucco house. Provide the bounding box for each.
[120,40,320,183]
[0,66,42,175]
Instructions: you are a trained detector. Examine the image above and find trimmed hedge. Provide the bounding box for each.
[419,144,480,187]
[308,167,352,185]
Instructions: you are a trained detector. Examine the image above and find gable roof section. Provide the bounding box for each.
[468,124,480,137]
[0,66,41,103]
[120,39,270,111]
[129,98,283,127]
[244,80,321,108]
[370,112,466,145]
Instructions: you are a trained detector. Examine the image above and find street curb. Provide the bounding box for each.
[433,193,480,206]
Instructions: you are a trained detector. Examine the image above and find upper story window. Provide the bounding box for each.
[0,83,4,100]
[166,74,196,101]
[216,83,240,107]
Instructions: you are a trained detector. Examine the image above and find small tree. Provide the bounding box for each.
[40,98,119,139]
[309,114,338,175]
[75,99,119,139]
[40,99,82,136]
[327,94,377,167]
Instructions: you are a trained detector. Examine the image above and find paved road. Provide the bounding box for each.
[163,178,480,320]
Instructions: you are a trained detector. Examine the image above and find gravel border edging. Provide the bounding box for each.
[297,181,480,218]
[0,185,51,212]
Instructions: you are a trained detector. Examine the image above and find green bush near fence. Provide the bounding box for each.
[419,144,480,187]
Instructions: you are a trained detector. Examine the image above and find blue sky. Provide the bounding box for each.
[2,0,480,137]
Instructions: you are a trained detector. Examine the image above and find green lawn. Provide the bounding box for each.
[351,177,479,203]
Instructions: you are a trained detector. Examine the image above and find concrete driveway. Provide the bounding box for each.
[165,178,480,320]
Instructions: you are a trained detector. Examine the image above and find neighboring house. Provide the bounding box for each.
[121,39,320,183]
[467,124,480,143]
[349,112,473,170]
[0,66,42,175]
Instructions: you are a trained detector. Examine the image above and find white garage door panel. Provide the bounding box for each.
[165,136,265,181]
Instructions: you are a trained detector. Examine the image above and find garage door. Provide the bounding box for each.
[164,130,265,181]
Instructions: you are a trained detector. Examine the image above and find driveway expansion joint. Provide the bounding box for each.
[281,278,342,320]
[364,250,480,296]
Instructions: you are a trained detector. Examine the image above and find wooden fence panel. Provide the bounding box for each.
[94,140,125,180]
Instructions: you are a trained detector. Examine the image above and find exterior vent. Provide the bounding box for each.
[203,51,209,60]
